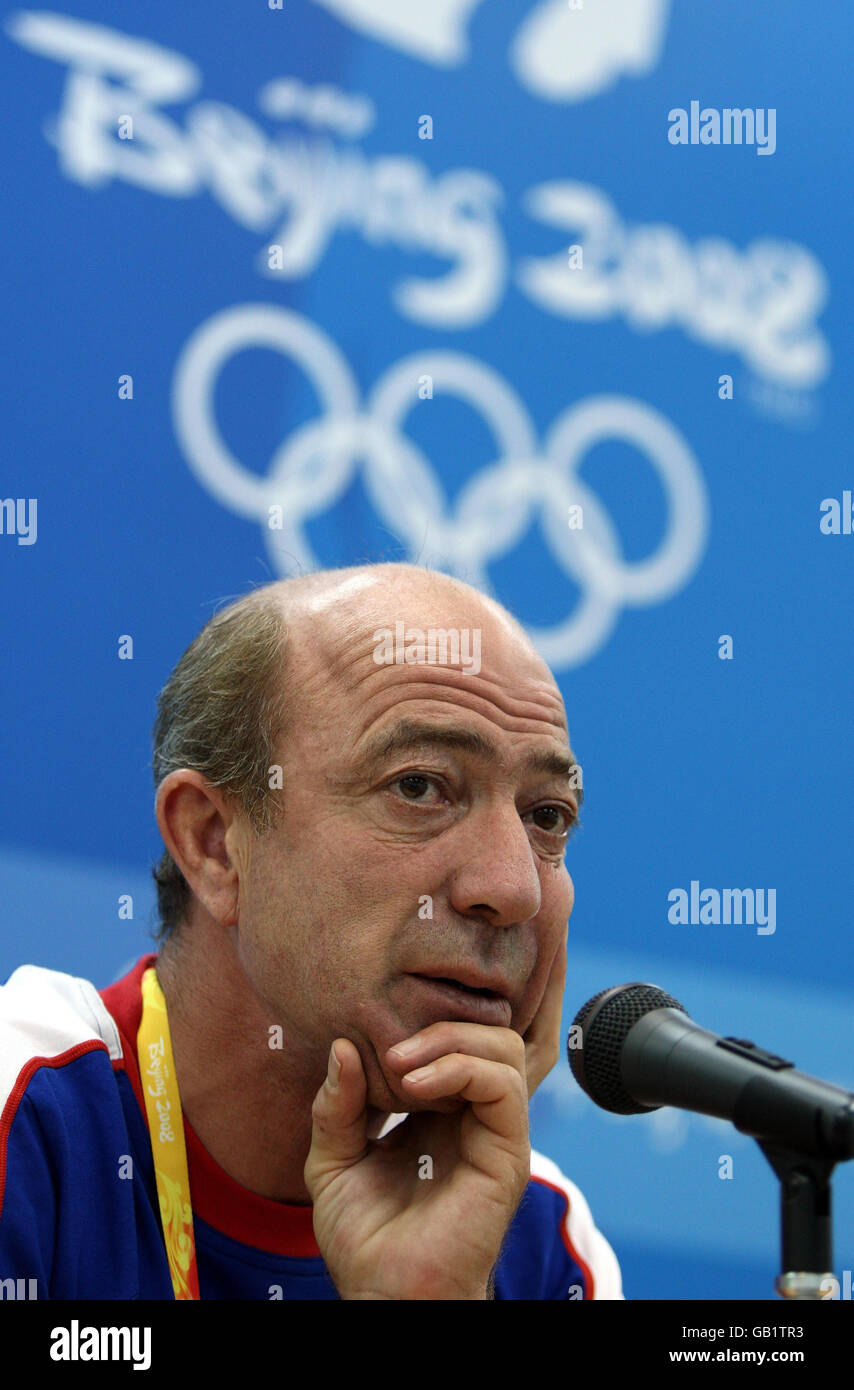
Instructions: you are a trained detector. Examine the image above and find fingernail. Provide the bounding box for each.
[327,1042,341,1089]
[404,1063,435,1083]
[389,1035,421,1059]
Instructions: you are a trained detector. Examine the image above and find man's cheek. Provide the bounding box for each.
[549,863,574,921]
[518,948,559,1034]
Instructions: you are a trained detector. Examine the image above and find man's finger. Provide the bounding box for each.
[401,1054,528,1144]
[304,1039,369,1195]
[385,1022,526,1078]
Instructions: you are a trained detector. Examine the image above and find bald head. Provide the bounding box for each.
[263,562,561,728]
[266,563,540,656]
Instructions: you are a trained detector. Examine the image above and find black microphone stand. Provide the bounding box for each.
[757,1142,836,1299]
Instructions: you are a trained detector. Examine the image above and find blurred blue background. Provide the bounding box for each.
[2,0,852,1299]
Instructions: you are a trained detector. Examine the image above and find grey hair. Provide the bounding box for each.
[150,586,290,941]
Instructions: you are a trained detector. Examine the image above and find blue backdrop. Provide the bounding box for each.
[2,0,852,1300]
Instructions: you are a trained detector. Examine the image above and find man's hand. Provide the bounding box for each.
[303,932,569,1300]
[304,1025,530,1300]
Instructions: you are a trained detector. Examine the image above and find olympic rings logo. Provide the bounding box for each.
[172,304,708,668]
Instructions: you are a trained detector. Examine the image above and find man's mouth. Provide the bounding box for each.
[418,975,499,998]
[405,973,513,1027]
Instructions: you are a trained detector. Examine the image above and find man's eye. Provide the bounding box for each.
[396,774,433,800]
[530,804,576,836]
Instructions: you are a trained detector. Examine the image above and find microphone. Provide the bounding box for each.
[568,982,854,1159]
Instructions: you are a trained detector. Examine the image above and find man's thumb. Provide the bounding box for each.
[304,1039,369,1192]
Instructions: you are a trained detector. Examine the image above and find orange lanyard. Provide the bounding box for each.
[137,966,200,1299]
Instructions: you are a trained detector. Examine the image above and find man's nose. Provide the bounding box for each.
[447,801,542,926]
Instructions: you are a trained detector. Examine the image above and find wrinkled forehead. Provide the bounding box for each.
[289,583,569,738]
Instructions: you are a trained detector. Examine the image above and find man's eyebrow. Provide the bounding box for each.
[361,719,496,765]
[354,718,584,805]
[525,746,585,809]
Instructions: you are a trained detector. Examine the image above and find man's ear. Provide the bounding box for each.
[155,770,244,928]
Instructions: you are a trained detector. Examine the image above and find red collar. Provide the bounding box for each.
[100,953,320,1258]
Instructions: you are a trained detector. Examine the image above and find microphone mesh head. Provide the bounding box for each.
[568,982,688,1114]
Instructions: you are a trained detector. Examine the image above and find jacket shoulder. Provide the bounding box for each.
[527,1147,624,1300]
[0,963,123,1104]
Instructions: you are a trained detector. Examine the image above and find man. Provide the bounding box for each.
[0,562,622,1300]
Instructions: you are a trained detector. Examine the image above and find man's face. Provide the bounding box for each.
[235,581,578,1113]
